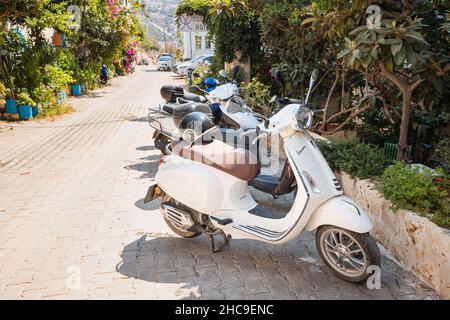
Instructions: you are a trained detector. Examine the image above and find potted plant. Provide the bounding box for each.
[4,86,18,114]
[16,90,36,120]
[71,83,82,96]
[0,81,5,106]
[32,85,54,117]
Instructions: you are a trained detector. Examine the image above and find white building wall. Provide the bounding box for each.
[182,31,214,60]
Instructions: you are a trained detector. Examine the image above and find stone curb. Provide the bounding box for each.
[338,172,450,299]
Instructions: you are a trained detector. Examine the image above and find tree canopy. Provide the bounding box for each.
[178,0,449,161]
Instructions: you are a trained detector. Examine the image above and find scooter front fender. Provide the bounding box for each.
[305,196,373,234]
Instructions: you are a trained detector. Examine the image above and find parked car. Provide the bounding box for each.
[157,53,173,60]
[139,58,149,66]
[190,55,213,73]
[175,55,208,76]
[157,56,174,71]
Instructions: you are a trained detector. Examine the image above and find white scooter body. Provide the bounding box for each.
[208,83,261,130]
[155,103,373,245]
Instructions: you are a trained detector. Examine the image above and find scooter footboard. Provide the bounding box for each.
[305,196,373,234]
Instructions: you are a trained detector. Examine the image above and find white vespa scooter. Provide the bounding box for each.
[144,71,381,282]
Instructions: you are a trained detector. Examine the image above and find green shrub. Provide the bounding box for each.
[316,139,353,172]
[32,85,55,107]
[74,67,99,90]
[436,138,450,174]
[242,78,273,116]
[376,162,450,228]
[0,81,5,105]
[317,140,390,179]
[31,85,73,118]
[339,143,391,179]
[38,102,74,118]
[43,65,75,93]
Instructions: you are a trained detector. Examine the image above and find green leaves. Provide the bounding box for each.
[337,48,352,59]
[405,44,418,65]
[403,30,428,45]
[390,40,402,57]
[317,140,390,179]
[376,162,449,228]
[16,90,36,107]
[242,78,273,115]
[301,16,322,25]
[42,65,75,92]
[393,46,406,66]
[343,13,430,72]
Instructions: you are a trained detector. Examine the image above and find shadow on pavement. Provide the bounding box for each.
[135,198,160,211]
[116,231,430,299]
[136,145,157,151]
[116,234,238,299]
[124,154,160,179]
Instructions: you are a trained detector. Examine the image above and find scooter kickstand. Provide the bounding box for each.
[209,232,231,254]
[209,234,219,254]
[221,230,231,250]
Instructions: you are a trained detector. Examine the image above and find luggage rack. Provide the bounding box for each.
[148,108,179,140]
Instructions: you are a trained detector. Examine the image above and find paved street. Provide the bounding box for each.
[0,66,440,300]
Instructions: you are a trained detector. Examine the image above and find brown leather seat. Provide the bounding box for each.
[172,140,261,181]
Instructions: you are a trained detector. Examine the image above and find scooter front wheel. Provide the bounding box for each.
[316,225,381,282]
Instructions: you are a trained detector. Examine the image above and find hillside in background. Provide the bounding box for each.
[143,0,180,44]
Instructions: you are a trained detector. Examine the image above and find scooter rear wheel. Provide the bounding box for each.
[161,195,201,239]
[316,225,381,282]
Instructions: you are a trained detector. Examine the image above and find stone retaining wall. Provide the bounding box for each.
[338,172,450,299]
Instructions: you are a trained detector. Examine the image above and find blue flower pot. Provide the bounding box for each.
[72,85,82,96]
[5,100,18,114]
[18,105,33,120]
[58,91,66,101]
[32,106,39,117]
[57,91,67,105]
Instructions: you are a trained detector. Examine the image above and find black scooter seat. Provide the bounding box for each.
[183,92,207,103]
[162,102,213,127]
[162,103,181,115]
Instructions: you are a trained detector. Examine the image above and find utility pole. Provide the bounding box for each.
[163,27,167,53]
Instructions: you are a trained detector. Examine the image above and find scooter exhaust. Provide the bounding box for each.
[161,203,196,230]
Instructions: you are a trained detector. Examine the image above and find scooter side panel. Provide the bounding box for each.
[284,133,342,200]
[156,158,223,215]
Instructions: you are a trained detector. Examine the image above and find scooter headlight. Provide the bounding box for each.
[296,106,314,130]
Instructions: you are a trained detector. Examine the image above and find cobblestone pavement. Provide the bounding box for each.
[0,67,440,300]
